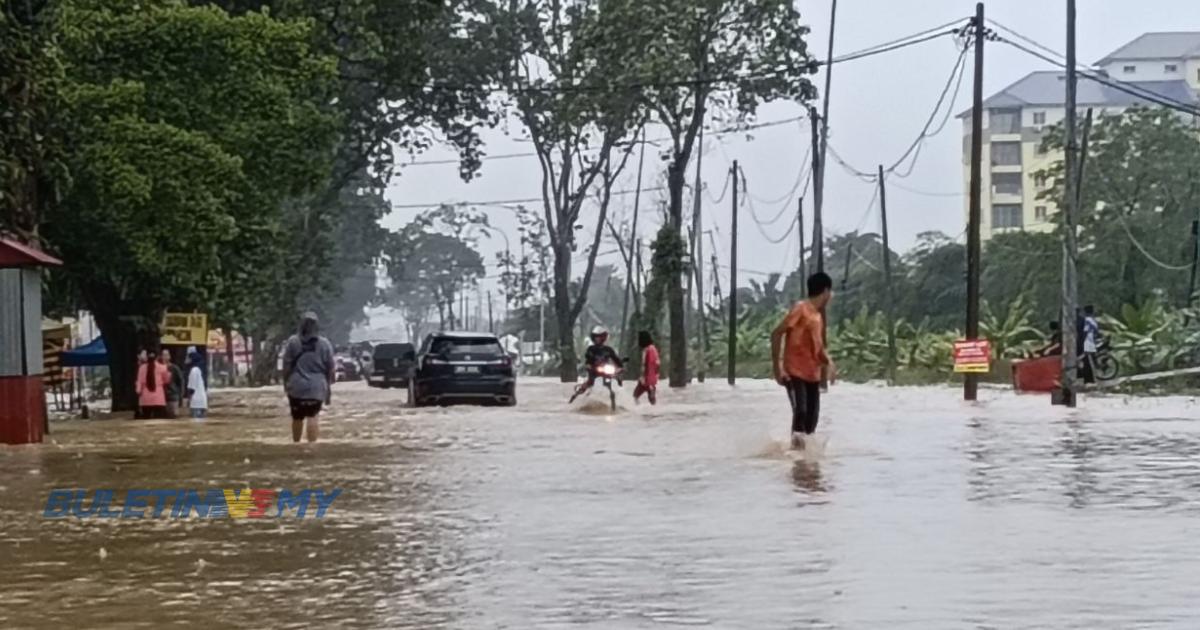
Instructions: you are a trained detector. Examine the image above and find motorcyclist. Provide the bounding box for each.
[572,326,623,398]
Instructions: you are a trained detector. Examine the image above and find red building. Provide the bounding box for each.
[0,238,62,445]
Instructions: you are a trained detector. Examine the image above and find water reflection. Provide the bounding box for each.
[2,381,1200,628]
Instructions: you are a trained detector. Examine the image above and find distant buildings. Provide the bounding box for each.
[962,32,1200,239]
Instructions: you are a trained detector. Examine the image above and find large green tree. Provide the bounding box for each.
[1038,107,1200,314]
[43,0,339,410]
[617,0,816,386]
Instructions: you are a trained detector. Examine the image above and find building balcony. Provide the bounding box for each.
[990,164,1023,174]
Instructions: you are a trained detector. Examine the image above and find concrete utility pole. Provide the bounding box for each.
[964,2,985,402]
[1058,0,1081,407]
[728,160,739,386]
[878,165,897,384]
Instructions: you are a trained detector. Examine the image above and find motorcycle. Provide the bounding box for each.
[1091,337,1119,381]
[569,360,624,412]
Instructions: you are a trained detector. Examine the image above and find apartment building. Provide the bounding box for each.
[961,32,1200,238]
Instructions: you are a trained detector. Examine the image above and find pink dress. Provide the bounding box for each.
[643,345,660,387]
[136,362,170,407]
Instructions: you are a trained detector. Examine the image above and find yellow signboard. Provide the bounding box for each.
[161,312,209,346]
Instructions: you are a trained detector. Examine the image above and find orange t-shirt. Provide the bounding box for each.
[781,301,828,382]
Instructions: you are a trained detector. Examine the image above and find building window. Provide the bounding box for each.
[1035,206,1048,221]
[1123,65,1137,74]
[990,108,1021,134]
[1033,112,1046,125]
[992,204,1024,229]
[1165,64,1178,73]
[992,172,1023,196]
[991,142,1022,166]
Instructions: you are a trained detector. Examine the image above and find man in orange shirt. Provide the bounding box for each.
[771,272,836,449]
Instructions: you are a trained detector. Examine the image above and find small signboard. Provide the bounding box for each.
[161,313,208,346]
[953,339,991,373]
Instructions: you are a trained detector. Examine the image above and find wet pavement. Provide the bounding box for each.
[2,379,1200,628]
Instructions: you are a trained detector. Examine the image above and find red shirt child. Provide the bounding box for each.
[635,331,659,405]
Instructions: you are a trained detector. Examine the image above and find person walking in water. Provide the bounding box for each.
[771,272,836,450]
[160,348,183,419]
[633,330,659,405]
[281,312,335,443]
[184,349,208,420]
[136,346,172,419]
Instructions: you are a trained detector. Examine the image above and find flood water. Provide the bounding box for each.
[3,379,1200,628]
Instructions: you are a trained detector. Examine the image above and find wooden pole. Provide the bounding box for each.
[810,109,825,273]
[728,160,739,385]
[620,128,646,348]
[797,196,806,289]
[814,0,838,266]
[693,125,706,382]
[878,165,897,383]
[1058,0,1080,407]
[964,2,985,401]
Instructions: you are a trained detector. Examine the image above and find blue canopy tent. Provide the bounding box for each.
[61,337,108,368]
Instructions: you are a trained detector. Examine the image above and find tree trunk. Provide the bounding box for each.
[224,326,237,387]
[87,292,159,413]
[552,242,578,382]
[666,163,688,387]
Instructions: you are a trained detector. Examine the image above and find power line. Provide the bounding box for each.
[991,33,1200,117]
[391,185,666,210]
[705,169,733,204]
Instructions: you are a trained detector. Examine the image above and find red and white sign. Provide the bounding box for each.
[953,339,991,374]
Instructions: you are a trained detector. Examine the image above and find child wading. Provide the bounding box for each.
[771,272,836,450]
[634,331,659,405]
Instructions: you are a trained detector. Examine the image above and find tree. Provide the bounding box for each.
[41,1,340,410]
[1037,107,1200,313]
[490,0,647,381]
[385,208,487,333]
[618,0,817,386]
[0,0,66,241]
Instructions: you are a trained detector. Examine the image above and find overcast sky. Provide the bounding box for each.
[382,0,1200,302]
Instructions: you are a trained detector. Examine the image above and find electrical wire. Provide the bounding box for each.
[1114,211,1192,270]
[391,185,666,210]
[705,169,733,204]
[885,41,971,177]
[991,34,1200,117]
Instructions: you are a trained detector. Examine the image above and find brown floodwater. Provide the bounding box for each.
[2,379,1200,628]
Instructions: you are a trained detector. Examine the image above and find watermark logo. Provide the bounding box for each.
[43,488,341,519]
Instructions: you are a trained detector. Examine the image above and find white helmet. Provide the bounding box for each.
[590,325,609,339]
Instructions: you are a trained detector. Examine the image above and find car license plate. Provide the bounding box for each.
[456,366,480,374]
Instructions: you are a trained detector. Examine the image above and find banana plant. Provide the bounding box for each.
[981,294,1043,359]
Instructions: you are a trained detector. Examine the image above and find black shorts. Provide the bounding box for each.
[785,379,820,435]
[289,398,323,421]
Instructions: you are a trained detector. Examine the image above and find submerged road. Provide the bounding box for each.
[3,379,1200,628]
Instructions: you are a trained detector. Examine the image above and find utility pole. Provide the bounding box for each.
[1058,0,1080,407]
[488,291,495,334]
[841,241,853,288]
[708,231,722,310]
[728,160,739,385]
[809,108,825,272]
[878,165,897,383]
[693,125,706,382]
[797,196,806,288]
[814,0,838,271]
[620,128,646,348]
[1190,214,1200,308]
[964,1,985,402]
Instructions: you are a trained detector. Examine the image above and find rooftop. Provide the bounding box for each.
[0,237,62,268]
[959,71,1198,117]
[1097,32,1200,64]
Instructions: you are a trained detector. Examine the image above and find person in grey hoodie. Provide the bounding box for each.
[281,312,335,442]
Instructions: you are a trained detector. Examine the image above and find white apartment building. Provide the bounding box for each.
[962,32,1200,238]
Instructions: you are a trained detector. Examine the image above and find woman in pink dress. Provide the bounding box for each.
[136,347,171,419]
[633,331,659,405]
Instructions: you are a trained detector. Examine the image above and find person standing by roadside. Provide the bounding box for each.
[135,349,149,418]
[185,349,208,420]
[771,272,836,450]
[1080,305,1100,384]
[281,311,335,443]
[633,330,659,405]
[160,348,183,419]
[136,346,171,419]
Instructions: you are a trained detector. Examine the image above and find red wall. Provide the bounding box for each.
[0,376,45,444]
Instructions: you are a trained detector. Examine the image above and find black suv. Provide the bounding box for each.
[411,332,516,406]
[367,342,416,388]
